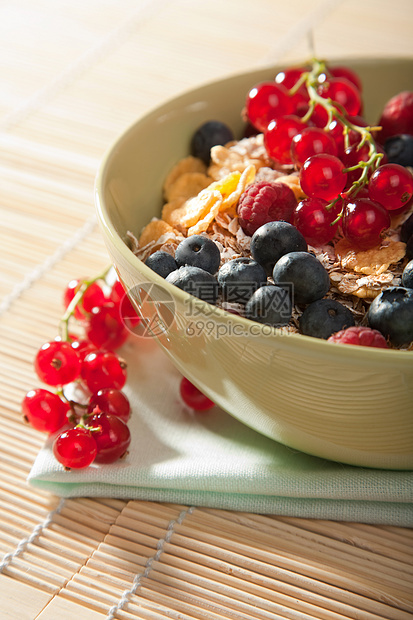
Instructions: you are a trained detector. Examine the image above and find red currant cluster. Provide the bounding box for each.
[22,271,215,469]
[22,271,135,469]
[245,59,413,249]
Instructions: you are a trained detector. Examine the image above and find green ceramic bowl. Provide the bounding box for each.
[95,58,413,469]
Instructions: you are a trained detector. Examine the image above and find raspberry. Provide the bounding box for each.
[237,182,297,236]
[327,326,389,348]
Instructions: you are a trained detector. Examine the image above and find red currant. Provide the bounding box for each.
[274,67,307,90]
[53,427,97,469]
[328,65,363,92]
[368,163,413,211]
[85,302,129,351]
[63,279,106,320]
[293,198,340,245]
[35,340,81,386]
[377,91,413,143]
[318,77,362,117]
[274,67,309,116]
[22,388,69,433]
[81,350,127,393]
[109,280,127,305]
[245,82,292,133]
[327,116,367,157]
[309,104,329,128]
[341,143,371,187]
[70,339,97,362]
[88,412,131,463]
[300,154,347,201]
[180,377,215,411]
[342,198,391,250]
[88,388,130,422]
[110,280,141,329]
[264,115,305,164]
[291,127,337,167]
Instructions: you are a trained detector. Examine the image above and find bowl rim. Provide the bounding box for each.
[95,56,413,363]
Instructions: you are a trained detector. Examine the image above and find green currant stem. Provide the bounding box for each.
[59,264,112,341]
[75,418,101,433]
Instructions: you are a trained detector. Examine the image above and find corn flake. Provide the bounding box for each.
[186,166,256,235]
[163,156,207,198]
[172,190,223,229]
[208,136,270,180]
[161,198,186,227]
[164,172,212,202]
[139,218,177,248]
[335,238,406,275]
[275,173,306,201]
[333,271,399,299]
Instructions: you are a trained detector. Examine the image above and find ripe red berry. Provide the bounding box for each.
[342,198,391,250]
[328,326,388,348]
[53,427,97,469]
[328,65,363,92]
[318,77,362,117]
[63,279,106,320]
[328,116,367,157]
[293,198,340,245]
[110,280,141,329]
[275,67,307,90]
[22,388,69,433]
[264,115,306,164]
[35,340,81,386]
[85,302,129,351]
[274,67,309,116]
[309,104,329,128]
[70,339,97,362]
[300,154,347,201]
[88,412,131,463]
[81,350,127,393]
[341,143,372,188]
[245,82,292,133]
[377,91,413,143]
[291,127,337,167]
[180,377,215,411]
[368,163,413,211]
[88,388,130,422]
[237,181,297,236]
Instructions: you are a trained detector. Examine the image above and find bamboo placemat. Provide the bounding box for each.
[1,1,413,618]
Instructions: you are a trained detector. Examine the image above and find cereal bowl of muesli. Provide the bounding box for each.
[95,57,413,470]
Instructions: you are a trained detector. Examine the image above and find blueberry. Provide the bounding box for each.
[402,260,413,289]
[175,235,221,274]
[272,251,330,305]
[384,134,413,167]
[217,257,267,304]
[191,120,234,165]
[166,266,219,304]
[300,299,355,339]
[245,285,292,327]
[250,221,307,275]
[145,251,178,278]
[368,286,413,346]
[400,211,413,243]
[407,235,413,261]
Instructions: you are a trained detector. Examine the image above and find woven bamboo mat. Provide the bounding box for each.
[1,1,413,618]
